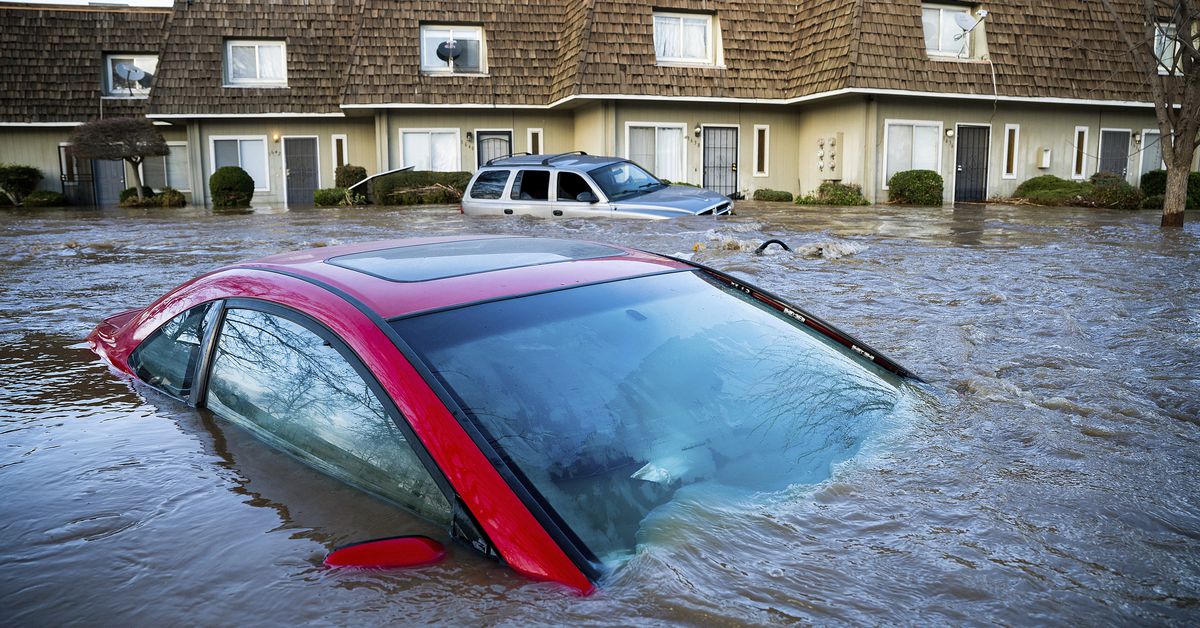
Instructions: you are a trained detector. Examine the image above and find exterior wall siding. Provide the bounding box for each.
[383,110,576,173]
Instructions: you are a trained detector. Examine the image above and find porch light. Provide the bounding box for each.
[693,125,701,137]
[272,133,280,143]
[1134,133,1142,145]
[945,128,955,138]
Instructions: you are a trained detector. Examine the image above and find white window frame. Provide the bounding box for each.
[1002,123,1020,180]
[331,134,349,172]
[1154,22,1182,76]
[1071,126,1090,180]
[652,12,718,66]
[922,4,974,57]
[419,25,487,74]
[527,128,544,155]
[209,135,271,192]
[1139,127,1166,177]
[103,52,158,98]
[225,40,288,87]
[139,140,192,192]
[397,128,462,171]
[752,124,769,177]
[881,119,944,190]
[623,121,689,183]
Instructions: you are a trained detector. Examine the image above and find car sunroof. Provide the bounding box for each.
[325,238,628,282]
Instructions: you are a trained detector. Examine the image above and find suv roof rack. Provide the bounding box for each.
[541,151,588,166]
[485,152,532,166]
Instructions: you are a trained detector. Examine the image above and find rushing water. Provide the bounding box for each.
[1,203,1197,625]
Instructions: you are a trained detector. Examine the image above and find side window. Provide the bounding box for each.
[129,302,214,398]
[470,169,510,200]
[557,172,593,202]
[509,169,550,201]
[205,308,452,524]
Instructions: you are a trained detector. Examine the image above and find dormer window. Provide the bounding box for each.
[922,4,977,57]
[653,12,718,65]
[226,40,287,87]
[420,25,485,74]
[104,53,157,98]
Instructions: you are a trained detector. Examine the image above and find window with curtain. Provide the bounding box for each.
[225,41,287,85]
[628,124,684,182]
[213,137,268,190]
[400,130,459,171]
[884,122,940,186]
[653,13,715,64]
[144,142,191,191]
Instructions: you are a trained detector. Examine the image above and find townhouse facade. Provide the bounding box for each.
[1,0,1195,208]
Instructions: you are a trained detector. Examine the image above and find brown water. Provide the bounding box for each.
[1,203,1198,625]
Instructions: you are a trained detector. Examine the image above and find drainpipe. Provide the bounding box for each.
[188,120,205,206]
[864,96,878,204]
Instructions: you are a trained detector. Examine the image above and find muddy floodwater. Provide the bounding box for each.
[1,202,1198,625]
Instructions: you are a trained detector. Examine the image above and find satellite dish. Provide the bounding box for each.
[436,40,463,62]
[954,12,979,31]
[114,63,146,82]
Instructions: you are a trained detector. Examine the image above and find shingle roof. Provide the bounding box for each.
[0,4,169,123]
[148,0,359,116]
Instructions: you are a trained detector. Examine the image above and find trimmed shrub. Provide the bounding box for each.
[23,190,68,207]
[119,186,156,203]
[209,166,254,208]
[1013,175,1091,206]
[1190,171,1200,208]
[369,170,471,205]
[797,181,870,206]
[335,164,368,189]
[156,187,186,207]
[752,188,794,202]
[0,164,44,205]
[1142,194,1164,210]
[1140,169,1167,196]
[1086,172,1143,210]
[314,187,349,207]
[887,169,943,205]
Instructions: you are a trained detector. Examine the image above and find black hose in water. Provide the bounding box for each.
[754,239,791,255]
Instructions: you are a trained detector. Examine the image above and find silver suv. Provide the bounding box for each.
[462,152,734,219]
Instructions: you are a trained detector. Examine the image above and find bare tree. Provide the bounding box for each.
[1098,0,1199,227]
[68,117,169,202]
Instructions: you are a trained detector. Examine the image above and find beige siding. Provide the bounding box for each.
[793,96,870,197]
[0,128,73,192]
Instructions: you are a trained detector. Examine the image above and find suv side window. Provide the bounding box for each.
[470,169,510,199]
[557,172,593,202]
[510,169,550,201]
[129,302,215,399]
[205,307,452,525]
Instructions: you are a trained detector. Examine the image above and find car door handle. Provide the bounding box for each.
[503,208,514,215]
[552,210,563,216]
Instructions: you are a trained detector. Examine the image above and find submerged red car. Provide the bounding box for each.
[88,236,917,594]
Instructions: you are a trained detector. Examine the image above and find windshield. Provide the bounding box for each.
[392,271,903,564]
[587,162,666,202]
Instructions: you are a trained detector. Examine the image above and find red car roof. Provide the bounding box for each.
[234,235,692,320]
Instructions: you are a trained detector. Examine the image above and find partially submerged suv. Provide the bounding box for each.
[462,152,734,219]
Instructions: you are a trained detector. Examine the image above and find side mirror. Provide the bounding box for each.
[576,191,599,204]
[324,535,446,569]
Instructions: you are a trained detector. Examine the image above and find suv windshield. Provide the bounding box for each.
[392,271,903,564]
[587,162,666,202]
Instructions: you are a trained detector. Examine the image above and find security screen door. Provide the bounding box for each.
[1099,130,1131,179]
[284,137,318,206]
[702,126,738,197]
[954,125,989,202]
[477,131,512,167]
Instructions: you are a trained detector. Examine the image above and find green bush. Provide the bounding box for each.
[887,170,943,205]
[23,190,67,207]
[369,170,471,205]
[209,166,255,208]
[1088,174,1143,210]
[156,187,186,207]
[335,164,368,189]
[1013,175,1092,206]
[1139,169,1167,196]
[119,186,156,203]
[1190,172,1200,208]
[752,189,794,202]
[796,181,870,206]
[314,187,348,207]
[1142,194,1164,209]
[0,164,44,205]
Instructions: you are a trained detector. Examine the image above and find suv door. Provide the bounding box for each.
[465,168,512,215]
[506,169,554,218]
[553,171,612,218]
